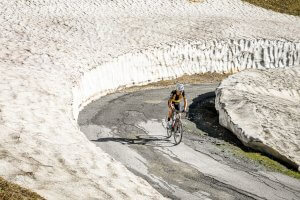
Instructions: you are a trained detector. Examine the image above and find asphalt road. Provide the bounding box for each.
[78,83,300,200]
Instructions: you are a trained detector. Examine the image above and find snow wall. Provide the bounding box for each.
[215,66,300,171]
[73,39,300,120]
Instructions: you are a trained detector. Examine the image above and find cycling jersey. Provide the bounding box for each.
[169,90,185,104]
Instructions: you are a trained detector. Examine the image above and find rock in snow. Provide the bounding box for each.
[0,0,300,199]
[216,66,300,171]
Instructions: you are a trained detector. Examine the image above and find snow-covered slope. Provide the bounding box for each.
[215,66,300,171]
[0,0,300,199]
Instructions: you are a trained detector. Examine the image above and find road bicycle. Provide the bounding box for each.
[167,109,185,145]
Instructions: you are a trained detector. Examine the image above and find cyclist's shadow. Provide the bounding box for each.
[91,134,177,147]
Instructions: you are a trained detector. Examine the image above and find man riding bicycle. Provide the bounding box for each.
[167,83,187,128]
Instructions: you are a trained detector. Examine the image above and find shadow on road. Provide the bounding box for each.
[188,91,250,149]
[92,135,176,147]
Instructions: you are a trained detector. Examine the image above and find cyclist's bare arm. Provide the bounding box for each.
[168,100,174,109]
[168,94,175,109]
[183,97,187,111]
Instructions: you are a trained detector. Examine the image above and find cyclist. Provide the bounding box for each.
[167,83,187,128]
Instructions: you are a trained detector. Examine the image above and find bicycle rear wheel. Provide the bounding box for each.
[173,121,183,145]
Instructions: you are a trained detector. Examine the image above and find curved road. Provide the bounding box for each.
[78,83,300,200]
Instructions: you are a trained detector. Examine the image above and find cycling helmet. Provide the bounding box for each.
[176,83,184,92]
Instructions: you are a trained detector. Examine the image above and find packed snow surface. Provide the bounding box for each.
[0,0,300,199]
[216,66,300,171]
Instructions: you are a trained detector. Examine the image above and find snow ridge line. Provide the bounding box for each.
[73,38,300,120]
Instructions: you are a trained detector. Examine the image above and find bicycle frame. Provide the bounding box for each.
[169,109,184,144]
[172,110,181,127]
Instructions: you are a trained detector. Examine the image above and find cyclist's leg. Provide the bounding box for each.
[168,106,172,121]
[174,103,181,119]
[167,104,174,128]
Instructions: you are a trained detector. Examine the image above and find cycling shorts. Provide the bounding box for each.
[171,102,180,111]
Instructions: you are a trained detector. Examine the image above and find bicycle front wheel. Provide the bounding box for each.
[173,121,183,145]
[167,125,172,138]
[166,118,172,138]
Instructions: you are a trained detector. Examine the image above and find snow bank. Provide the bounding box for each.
[215,66,300,171]
[73,39,300,118]
[1,0,300,199]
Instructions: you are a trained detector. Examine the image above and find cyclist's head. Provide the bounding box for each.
[176,83,184,92]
